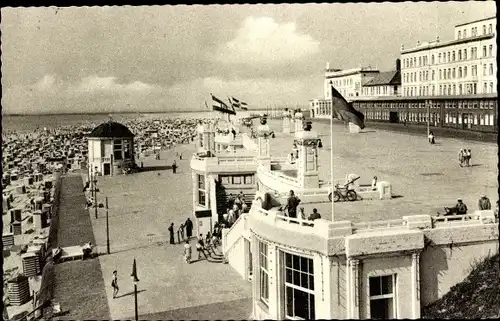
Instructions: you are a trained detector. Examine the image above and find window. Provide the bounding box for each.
[458,50,462,60]
[489,24,492,34]
[459,84,463,95]
[447,68,451,79]
[198,174,206,206]
[483,25,486,35]
[259,241,269,305]
[489,45,493,57]
[447,52,450,62]
[490,82,494,94]
[489,64,493,75]
[232,176,242,184]
[431,54,435,64]
[432,70,435,80]
[463,29,467,37]
[369,275,396,319]
[458,67,462,78]
[484,82,488,93]
[483,64,487,75]
[483,46,487,57]
[419,57,422,67]
[220,175,230,185]
[244,175,253,185]
[452,51,455,61]
[113,139,122,160]
[452,68,456,79]
[438,53,441,63]
[463,49,467,60]
[283,252,315,320]
[458,30,461,39]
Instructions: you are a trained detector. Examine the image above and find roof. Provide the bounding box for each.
[363,70,401,86]
[88,121,134,138]
[455,16,496,27]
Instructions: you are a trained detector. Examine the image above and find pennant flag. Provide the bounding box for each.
[211,94,236,115]
[330,86,365,129]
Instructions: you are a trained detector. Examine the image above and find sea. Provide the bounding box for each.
[1,111,220,133]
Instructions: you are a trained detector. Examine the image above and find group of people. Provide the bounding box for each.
[440,194,494,216]
[222,192,249,226]
[459,148,472,167]
[183,222,224,264]
[168,217,194,245]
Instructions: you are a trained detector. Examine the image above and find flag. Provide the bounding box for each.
[240,101,248,111]
[330,86,365,129]
[211,94,236,115]
[204,101,209,110]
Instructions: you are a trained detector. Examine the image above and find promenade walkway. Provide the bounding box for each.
[89,144,252,320]
[51,174,110,319]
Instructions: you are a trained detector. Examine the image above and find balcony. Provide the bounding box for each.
[190,154,258,173]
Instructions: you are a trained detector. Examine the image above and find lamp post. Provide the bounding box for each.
[106,196,110,254]
[94,166,98,219]
[131,258,140,321]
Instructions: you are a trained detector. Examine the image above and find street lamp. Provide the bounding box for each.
[106,196,110,254]
[94,166,98,219]
[131,258,140,321]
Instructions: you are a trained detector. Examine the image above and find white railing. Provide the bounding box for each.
[223,214,248,255]
[257,164,301,187]
[242,134,258,152]
[352,219,406,232]
[253,202,315,227]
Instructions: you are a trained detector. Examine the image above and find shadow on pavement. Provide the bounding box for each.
[139,165,173,172]
[116,289,147,299]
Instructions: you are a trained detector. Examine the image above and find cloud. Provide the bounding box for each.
[75,76,159,93]
[215,16,320,65]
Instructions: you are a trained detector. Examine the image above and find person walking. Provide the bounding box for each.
[168,223,175,244]
[478,194,491,210]
[458,149,465,167]
[185,217,193,239]
[111,270,119,299]
[196,234,207,260]
[184,240,192,264]
[466,149,472,166]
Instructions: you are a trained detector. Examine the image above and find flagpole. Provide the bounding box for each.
[330,86,335,222]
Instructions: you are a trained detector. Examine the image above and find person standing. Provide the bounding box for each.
[196,234,207,260]
[284,190,300,218]
[168,223,175,244]
[111,270,119,299]
[478,194,491,210]
[185,218,193,239]
[172,160,177,174]
[178,223,185,242]
[371,176,378,191]
[184,240,192,264]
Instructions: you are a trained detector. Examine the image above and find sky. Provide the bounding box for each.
[1,2,496,115]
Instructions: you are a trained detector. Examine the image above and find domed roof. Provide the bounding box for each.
[88,121,134,138]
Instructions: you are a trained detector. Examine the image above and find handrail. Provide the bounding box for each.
[276,214,315,227]
[352,219,406,232]
[223,214,248,255]
[258,165,300,186]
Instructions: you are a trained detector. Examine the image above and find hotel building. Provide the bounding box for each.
[401,16,496,97]
[309,16,497,133]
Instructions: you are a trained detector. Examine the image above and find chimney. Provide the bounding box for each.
[326,62,330,70]
[396,58,401,71]
[400,44,404,51]
[417,40,420,46]
[436,36,440,42]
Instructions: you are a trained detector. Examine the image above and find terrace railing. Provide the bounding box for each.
[241,133,258,152]
[257,164,301,188]
[431,213,481,226]
[352,219,406,233]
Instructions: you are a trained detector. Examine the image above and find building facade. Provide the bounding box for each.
[401,16,496,97]
[324,65,380,100]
